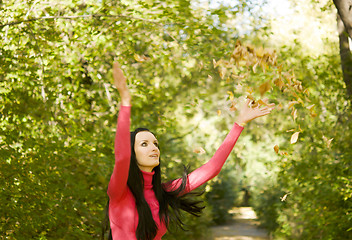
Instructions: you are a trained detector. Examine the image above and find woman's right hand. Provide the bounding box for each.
[113,62,131,106]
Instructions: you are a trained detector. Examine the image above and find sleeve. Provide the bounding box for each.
[107,105,131,201]
[164,123,244,195]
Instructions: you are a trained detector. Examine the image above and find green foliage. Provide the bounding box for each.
[2,0,352,239]
[205,167,240,225]
[0,0,259,239]
[252,43,352,239]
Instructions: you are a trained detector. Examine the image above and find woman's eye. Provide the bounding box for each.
[141,142,147,147]
[154,143,159,147]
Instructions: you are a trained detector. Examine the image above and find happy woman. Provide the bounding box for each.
[102,62,274,240]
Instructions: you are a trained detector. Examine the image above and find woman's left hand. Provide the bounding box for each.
[235,98,275,126]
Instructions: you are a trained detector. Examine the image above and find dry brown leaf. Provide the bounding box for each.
[306,104,315,110]
[290,132,300,144]
[229,102,237,111]
[246,87,254,94]
[280,192,290,202]
[193,147,206,154]
[288,101,299,109]
[303,89,310,96]
[259,81,271,96]
[274,145,279,154]
[274,77,285,90]
[256,47,264,58]
[323,136,334,149]
[277,103,283,110]
[219,68,226,79]
[283,72,292,85]
[134,53,142,62]
[291,108,297,121]
[252,62,259,73]
[227,91,234,101]
[247,94,255,101]
[297,125,302,133]
[258,99,269,106]
[310,111,317,118]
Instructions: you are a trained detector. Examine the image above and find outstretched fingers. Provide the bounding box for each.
[259,107,274,116]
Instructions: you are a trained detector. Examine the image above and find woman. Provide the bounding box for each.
[103,62,274,240]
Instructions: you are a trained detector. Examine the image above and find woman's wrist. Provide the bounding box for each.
[235,116,247,127]
[237,122,246,127]
[119,91,131,106]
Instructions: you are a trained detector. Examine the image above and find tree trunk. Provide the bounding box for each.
[333,0,352,39]
[337,14,352,100]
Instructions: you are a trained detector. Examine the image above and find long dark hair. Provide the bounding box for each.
[102,128,204,240]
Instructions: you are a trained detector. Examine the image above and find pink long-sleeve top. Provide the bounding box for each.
[108,105,244,240]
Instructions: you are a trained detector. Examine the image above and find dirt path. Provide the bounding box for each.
[211,207,270,240]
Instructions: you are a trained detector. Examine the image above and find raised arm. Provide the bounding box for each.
[165,98,274,194]
[107,62,132,201]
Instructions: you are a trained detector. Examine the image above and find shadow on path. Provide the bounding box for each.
[211,207,270,240]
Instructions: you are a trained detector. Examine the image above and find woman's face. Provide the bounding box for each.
[134,131,160,172]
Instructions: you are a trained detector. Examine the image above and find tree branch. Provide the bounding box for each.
[337,13,352,101]
[0,13,183,50]
[333,0,352,39]
[0,14,160,29]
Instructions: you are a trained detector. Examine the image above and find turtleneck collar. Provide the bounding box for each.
[141,170,155,189]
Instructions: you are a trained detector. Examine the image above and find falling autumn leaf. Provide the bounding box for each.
[246,87,254,94]
[323,136,334,149]
[256,47,264,58]
[217,110,221,116]
[133,54,149,62]
[291,108,297,121]
[306,104,315,110]
[246,94,255,101]
[258,99,269,106]
[252,62,259,73]
[310,111,317,118]
[280,192,290,202]
[274,145,279,154]
[193,146,206,154]
[290,132,300,144]
[277,103,283,110]
[215,59,224,68]
[259,81,271,96]
[134,53,142,62]
[219,67,226,79]
[227,91,235,101]
[229,102,237,111]
[303,89,310,96]
[274,77,285,90]
[288,101,299,109]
